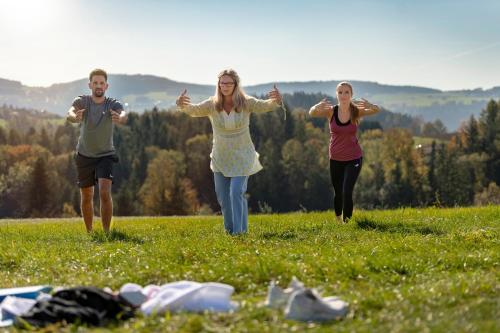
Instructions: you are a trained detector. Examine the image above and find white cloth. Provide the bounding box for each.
[119,281,237,315]
[0,296,37,327]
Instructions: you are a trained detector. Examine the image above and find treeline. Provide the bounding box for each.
[0,96,498,218]
[353,100,499,208]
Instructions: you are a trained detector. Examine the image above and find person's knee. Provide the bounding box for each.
[343,190,353,198]
[99,188,112,202]
[98,179,112,201]
[80,187,94,202]
[230,187,245,199]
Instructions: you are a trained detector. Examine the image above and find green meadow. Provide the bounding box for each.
[1,206,498,332]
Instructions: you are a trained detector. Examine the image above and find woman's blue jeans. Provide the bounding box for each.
[213,172,249,235]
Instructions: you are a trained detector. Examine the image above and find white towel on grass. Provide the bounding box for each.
[119,281,236,315]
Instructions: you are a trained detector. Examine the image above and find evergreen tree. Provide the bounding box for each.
[462,115,480,153]
[427,141,438,204]
[29,157,51,217]
[0,127,7,145]
[39,127,52,151]
[8,128,22,145]
[478,100,500,183]
[435,145,472,206]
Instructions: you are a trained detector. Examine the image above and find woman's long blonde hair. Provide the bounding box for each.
[336,81,360,125]
[214,69,247,112]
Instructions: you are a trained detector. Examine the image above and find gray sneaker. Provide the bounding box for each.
[266,277,305,309]
[284,288,349,322]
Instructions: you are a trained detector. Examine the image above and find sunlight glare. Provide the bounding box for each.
[0,0,63,33]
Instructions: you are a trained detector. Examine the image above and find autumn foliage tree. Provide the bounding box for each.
[139,149,199,215]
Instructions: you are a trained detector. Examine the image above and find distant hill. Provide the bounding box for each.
[0,91,424,137]
[1,74,499,130]
[0,75,213,116]
[0,105,63,134]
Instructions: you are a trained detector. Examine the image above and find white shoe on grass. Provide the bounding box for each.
[266,277,305,309]
[284,288,349,322]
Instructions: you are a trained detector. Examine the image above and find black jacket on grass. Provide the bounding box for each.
[17,286,134,328]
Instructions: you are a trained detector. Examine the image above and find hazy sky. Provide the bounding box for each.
[1,0,499,90]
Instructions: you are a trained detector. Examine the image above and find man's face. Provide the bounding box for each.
[88,75,108,98]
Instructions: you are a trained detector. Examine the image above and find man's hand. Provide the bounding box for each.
[75,108,85,122]
[111,109,127,124]
[109,110,122,124]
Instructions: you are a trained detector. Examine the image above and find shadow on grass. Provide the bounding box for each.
[0,256,18,270]
[260,223,328,240]
[355,217,444,236]
[296,224,327,234]
[89,230,145,244]
[261,230,298,240]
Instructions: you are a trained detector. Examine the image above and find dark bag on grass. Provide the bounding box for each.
[17,286,134,328]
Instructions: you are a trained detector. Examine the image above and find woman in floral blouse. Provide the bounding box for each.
[176,68,282,235]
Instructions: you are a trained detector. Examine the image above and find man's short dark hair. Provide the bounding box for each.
[89,69,108,81]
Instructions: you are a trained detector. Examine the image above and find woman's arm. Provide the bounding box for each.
[309,98,333,119]
[247,96,278,114]
[248,85,283,114]
[354,98,380,117]
[176,89,212,117]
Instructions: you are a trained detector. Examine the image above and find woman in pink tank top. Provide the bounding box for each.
[309,82,380,222]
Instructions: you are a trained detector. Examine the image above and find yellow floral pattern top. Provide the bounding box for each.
[179,96,278,177]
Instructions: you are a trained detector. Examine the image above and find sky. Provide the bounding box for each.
[0,0,499,90]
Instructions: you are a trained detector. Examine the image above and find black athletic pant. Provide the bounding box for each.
[330,158,362,221]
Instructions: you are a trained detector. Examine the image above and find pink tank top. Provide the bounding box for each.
[329,105,363,161]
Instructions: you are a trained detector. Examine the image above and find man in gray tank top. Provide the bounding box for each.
[67,69,127,233]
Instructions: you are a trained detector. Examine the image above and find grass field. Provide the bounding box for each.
[412,136,448,146]
[1,206,499,332]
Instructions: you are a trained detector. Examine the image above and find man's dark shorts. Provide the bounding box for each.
[74,153,119,188]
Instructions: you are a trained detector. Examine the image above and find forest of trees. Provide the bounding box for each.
[0,93,498,218]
